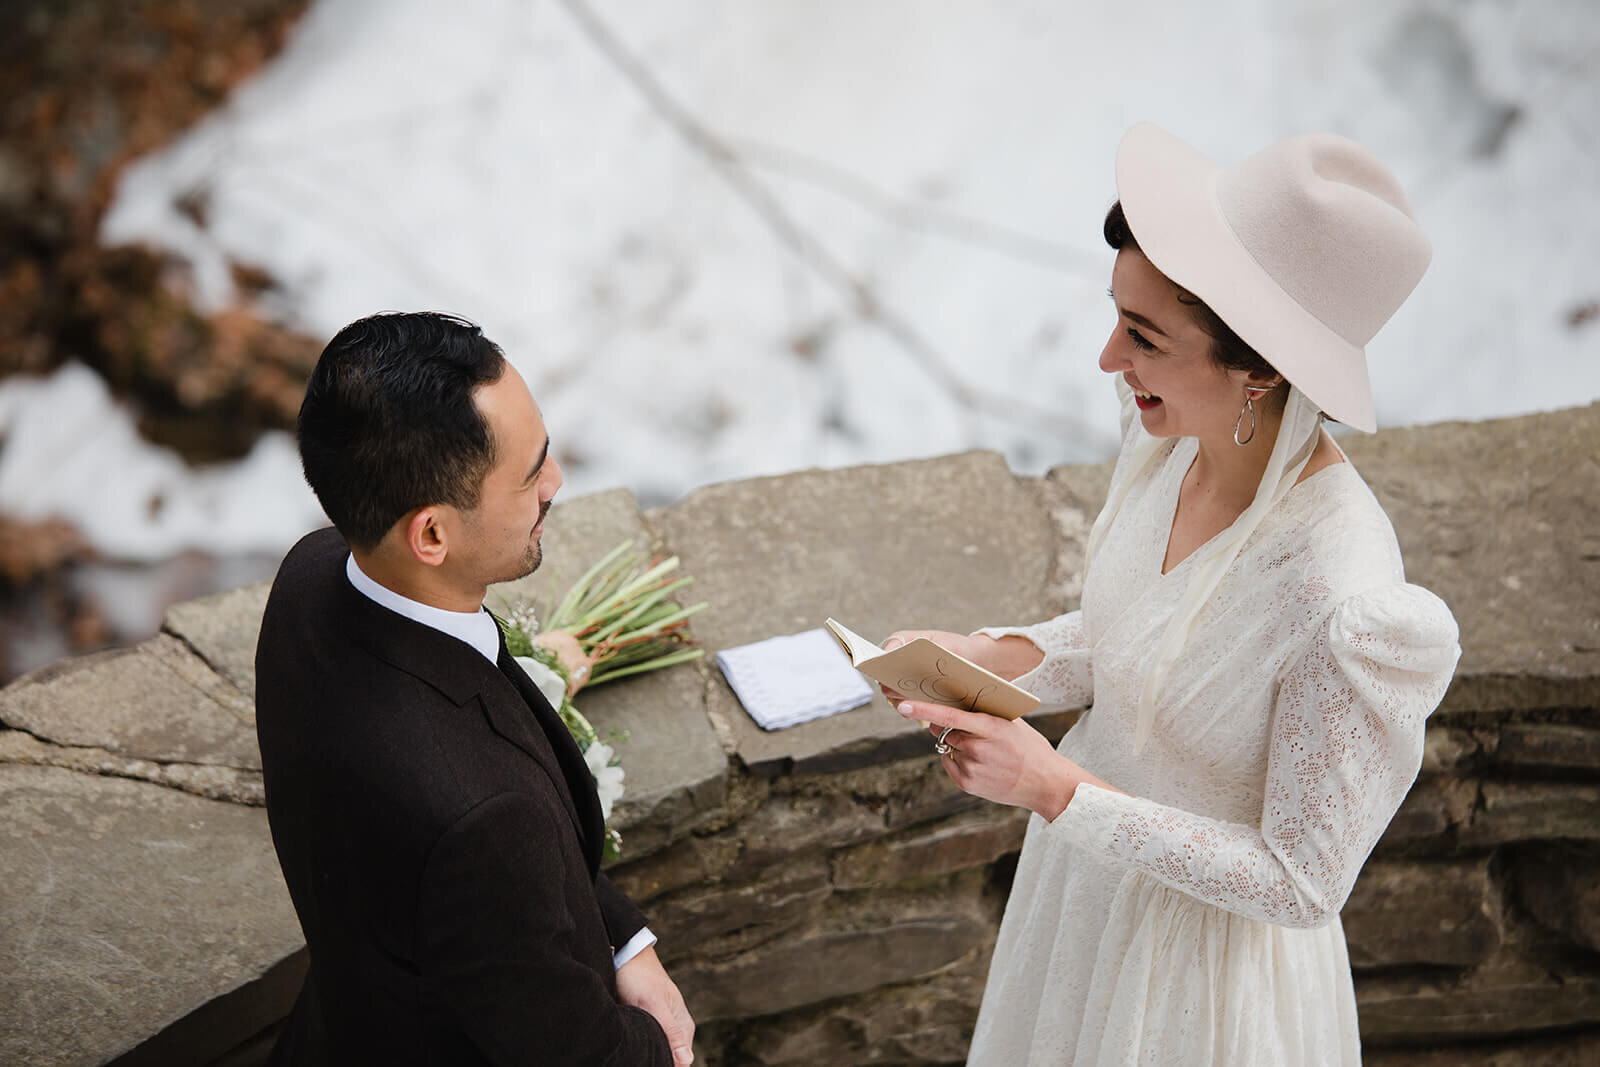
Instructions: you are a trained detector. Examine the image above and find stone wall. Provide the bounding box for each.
[1,402,1596,1065]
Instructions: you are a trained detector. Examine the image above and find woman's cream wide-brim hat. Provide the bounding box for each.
[1115,122,1432,432]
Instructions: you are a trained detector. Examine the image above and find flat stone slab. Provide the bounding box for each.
[673,887,994,1022]
[0,729,264,807]
[0,635,259,769]
[491,488,728,849]
[1357,950,1600,1041]
[655,451,1060,774]
[1343,858,1501,968]
[162,579,273,698]
[0,765,302,1066]
[1341,402,1600,713]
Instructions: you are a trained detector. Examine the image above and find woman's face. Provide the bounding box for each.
[1098,248,1259,443]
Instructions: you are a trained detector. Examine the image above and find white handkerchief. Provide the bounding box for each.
[716,628,875,731]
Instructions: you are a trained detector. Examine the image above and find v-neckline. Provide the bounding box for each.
[1154,435,1348,578]
[1158,439,1218,578]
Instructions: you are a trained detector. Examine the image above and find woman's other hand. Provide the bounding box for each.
[897,699,1118,821]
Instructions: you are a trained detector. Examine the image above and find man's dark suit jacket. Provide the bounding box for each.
[255,526,671,1065]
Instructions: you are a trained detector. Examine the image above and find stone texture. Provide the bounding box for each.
[0,765,302,1066]
[832,805,1030,889]
[656,451,1060,774]
[1515,842,1600,953]
[587,658,729,858]
[1343,859,1502,968]
[885,760,988,830]
[1342,403,1600,715]
[649,856,833,954]
[1375,776,1477,851]
[718,964,990,1066]
[1365,1030,1600,1067]
[1461,782,1600,847]
[727,789,889,880]
[1420,724,1481,775]
[1356,952,1600,1041]
[162,579,272,697]
[0,728,264,806]
[1038,457,1117,610]
[1490,723,1600,772]
[0,635,259,768]
[606,833,743,905]
[674,889,993,1022]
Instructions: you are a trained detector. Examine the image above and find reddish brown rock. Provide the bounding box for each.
[0,0,319,462]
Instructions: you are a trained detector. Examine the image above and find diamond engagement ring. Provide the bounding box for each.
[934,725,956,756]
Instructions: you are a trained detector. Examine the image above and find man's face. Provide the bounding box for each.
[454,364,563,588]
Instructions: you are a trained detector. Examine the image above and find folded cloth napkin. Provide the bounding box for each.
[716,627,874,730]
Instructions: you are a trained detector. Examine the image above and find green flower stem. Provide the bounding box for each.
[548,541,633,628]
[588,648,705,685]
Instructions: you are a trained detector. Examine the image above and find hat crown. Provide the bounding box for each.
[1115,122,1433,431]
[1216,133,1432,348]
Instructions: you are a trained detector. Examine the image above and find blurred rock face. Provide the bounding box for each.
[0,0,318,462]
[0,0,319,681]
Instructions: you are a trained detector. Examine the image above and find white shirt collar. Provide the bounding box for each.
[345,553,502,664]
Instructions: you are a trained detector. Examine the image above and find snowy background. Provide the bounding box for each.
[4,0,1598,565]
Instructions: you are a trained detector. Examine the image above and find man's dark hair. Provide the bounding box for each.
[298,311,506,551]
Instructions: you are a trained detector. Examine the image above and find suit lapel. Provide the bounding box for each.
[490,638,605,875]
[336,567,603,873]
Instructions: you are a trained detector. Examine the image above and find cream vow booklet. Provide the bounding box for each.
[823,618,1040,720]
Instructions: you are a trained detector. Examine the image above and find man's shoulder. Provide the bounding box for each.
[280,525,348,579]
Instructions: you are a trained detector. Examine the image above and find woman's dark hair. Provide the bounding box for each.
[1104,201,1278,381]
[298,311,506,551]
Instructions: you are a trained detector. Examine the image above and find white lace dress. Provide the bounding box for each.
[967,413,1460,1065]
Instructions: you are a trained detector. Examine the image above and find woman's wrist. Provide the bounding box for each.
[1033,760,1077,822]
[972,633,1046,681]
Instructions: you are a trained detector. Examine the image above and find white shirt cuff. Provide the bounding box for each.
[613,926,657,970]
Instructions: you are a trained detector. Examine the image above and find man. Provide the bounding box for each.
[255,311,694,1065]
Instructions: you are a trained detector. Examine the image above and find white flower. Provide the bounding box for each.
[513,655,568,712]
[584,741,626,821]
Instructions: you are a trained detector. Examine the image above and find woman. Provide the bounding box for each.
[888,124,1460,1065]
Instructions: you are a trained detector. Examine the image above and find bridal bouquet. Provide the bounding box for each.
[498,540,706,858]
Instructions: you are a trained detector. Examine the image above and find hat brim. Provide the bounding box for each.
[1115,123,1377,432]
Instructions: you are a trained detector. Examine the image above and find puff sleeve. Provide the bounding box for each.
[1046,584,1459,928]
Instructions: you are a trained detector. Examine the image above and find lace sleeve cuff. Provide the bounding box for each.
[974,611,1092,711]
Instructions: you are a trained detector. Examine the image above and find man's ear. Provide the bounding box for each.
[404,506,451,568]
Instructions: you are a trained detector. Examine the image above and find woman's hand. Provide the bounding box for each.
[897,699,1118,821]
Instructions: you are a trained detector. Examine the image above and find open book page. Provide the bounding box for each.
[823,618,1041,720]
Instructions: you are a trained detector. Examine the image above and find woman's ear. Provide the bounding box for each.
[1241,371,1286,396]
[404,506,450,568]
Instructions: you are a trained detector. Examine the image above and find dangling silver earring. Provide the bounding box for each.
[1233,384,1277,446]
[1233,394,1257,446]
